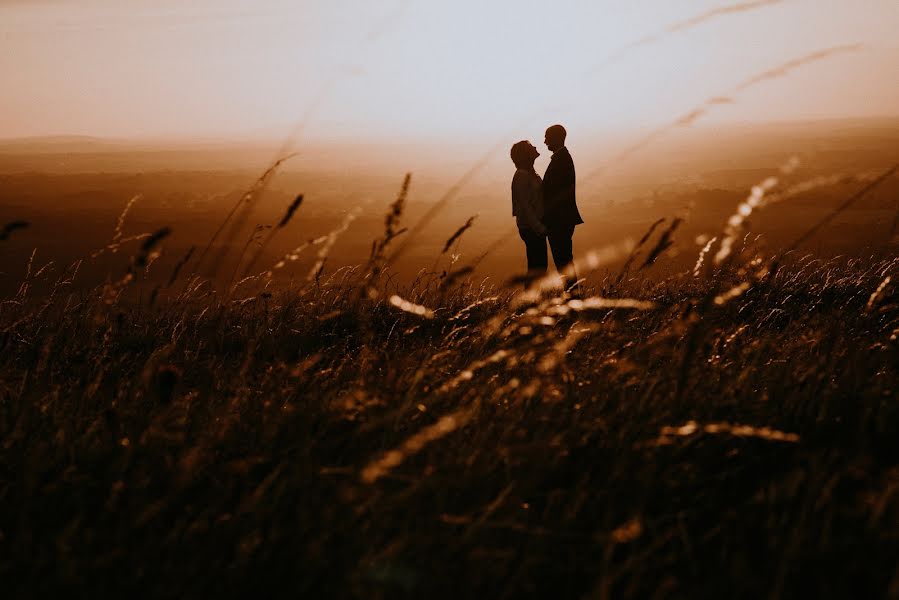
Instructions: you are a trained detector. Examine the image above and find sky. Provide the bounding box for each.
[1,0,898,143]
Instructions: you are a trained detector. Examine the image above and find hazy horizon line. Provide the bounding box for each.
[3,114,899,148]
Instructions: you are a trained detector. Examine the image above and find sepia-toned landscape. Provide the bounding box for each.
[2,1,898,598]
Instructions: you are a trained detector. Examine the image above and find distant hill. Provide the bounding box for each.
[1,116,896,182]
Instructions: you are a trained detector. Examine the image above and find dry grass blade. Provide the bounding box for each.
[693,236,718,276]
[640,218,682,269]
[166,246,195,287]
[90,233,153,260]
[239,193,305,281]
[665,0,782,34]
[584,46,859,183]
[773,164,898,271]
[100,227,171,304]
[370,174,412,268]
[111,195,141,245]
[136,227,172,267]
[277,194,304,229]
[511,239,636,307]
[307,206,363,281]
[866,276,891,312]
[385,175,410,234]
[560,297,657,311]
[266,240,314,276]
[439,266,475,290]
[85,195,150,259]
[387,145,502,266]
[0,220,29,242]
[715,156,800,264]
[442,215,478,254]
[230,225,271,288]
[586,1,782,72]
[635,217,667,248]
[734,44,861,92]
[194,152,300,275]
[656,421,800,444]
[714,282,751,305]
[388,294,435,318]
[438,350,513,393]
[361,408,472,483]
[613,217,666,285]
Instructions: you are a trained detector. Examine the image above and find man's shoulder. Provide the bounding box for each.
[561,150,575,175]
[551,147,573,163]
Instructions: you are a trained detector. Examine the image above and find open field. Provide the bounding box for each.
[2,119,898,296]
[1,120,898,597]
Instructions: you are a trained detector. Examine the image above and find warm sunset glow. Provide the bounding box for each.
[3,4,899,596]
[1,0,897,143]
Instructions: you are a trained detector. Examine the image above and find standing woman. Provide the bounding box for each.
[510,140,548,278]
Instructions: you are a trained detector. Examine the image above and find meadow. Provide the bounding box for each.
[1,128,898,598]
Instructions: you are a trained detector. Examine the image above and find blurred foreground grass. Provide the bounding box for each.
[1,168,898,598]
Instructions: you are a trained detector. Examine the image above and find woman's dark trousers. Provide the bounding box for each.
[519,228,548,282]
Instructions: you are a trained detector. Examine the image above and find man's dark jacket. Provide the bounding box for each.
[542,147,584,230]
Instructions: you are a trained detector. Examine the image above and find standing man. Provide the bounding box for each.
[542,124,583,291]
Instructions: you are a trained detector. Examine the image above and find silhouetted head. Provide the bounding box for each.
[510,140,539,170]
[544,124,567,152]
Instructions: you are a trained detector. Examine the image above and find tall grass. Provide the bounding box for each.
[1,160,897,597]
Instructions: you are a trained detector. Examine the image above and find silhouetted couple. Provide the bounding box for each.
[511,124,583,291]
